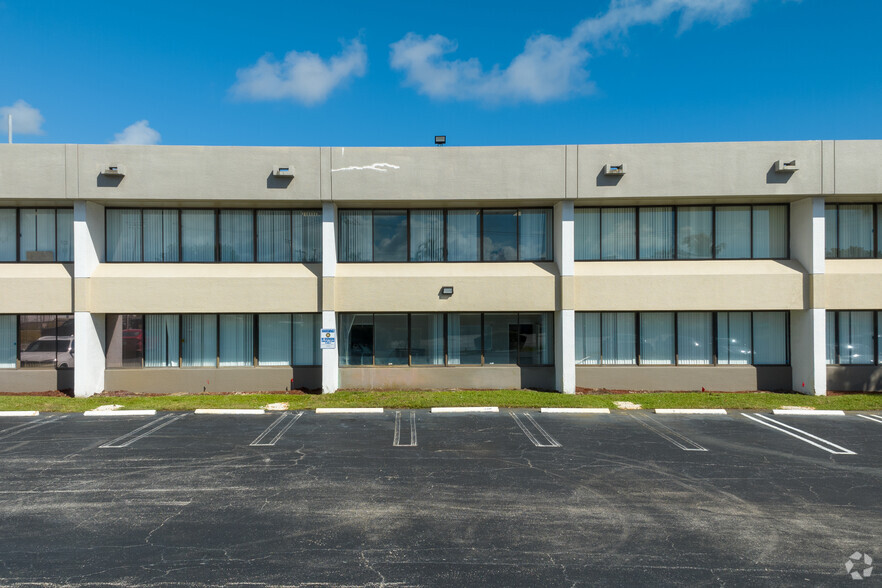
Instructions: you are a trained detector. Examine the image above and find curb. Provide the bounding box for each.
[431,407,499,413]
[315,408,384,414]
[540,408,610,414]
[194,409,266,415]
[655,409,728,415]
[83,410,157,416]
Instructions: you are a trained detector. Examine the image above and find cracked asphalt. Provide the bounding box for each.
[0,410,880,587]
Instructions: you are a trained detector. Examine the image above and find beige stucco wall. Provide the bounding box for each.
[576,366,792,392]
[340,366,555,390]
[574,260,804,311]
[334,262,557,312]
[0,264,73,313]
[88,264,320,313]
[824,260,882,309]
[0,144,68,200]
[105,366,320,394]
[0,369,73,393]
[75,145,322,202]
[577,141,823,201]
[831,140,882,196]
[329,146,568,202]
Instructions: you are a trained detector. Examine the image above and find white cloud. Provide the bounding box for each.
[390,0,759,104]
[111,120,161,145]
[230,39,367,105]
[0,100,45,135]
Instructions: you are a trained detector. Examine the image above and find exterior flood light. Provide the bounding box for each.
[603,163,626,176]
[440,286,454,296]
[774,160,798,173]
[101,165,125,176]
[273,166,295,178]
[435,135,446,146]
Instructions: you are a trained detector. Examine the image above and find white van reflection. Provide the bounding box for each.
[20,336,74,368]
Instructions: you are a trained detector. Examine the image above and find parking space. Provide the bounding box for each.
[0,409,879,586]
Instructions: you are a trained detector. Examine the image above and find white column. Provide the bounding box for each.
[554,201,576,394]
[73,201,105,398]
[321,202,338,394]
[790,197,826,396]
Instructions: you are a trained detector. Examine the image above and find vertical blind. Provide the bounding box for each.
[446,210,480,261]
[0,315,15,368]
[219,314,253,366]
[181,314,217,367]
[145,314,180,367]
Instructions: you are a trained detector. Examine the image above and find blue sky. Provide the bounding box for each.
[1,0,880,147]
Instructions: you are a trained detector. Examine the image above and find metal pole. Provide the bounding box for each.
[7,114,11,144]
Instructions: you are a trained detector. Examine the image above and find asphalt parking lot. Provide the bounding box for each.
[0,409,880,586]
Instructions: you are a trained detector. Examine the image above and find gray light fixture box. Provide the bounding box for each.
[101,165,125,176]
[603,163,626,176]
[774,160,798,173]
[273,166,295,178]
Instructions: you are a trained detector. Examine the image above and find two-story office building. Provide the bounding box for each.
[0,140,880,397]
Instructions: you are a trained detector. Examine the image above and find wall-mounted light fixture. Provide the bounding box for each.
[774,160,798,173]
[440,286,454,296]
[603,163,626,176]
[435,135,446,146]
[101,165,125,177]
[273,166,295,177]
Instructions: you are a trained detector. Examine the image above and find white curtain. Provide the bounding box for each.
[677,312,713,365]
[181,314,216,367]
[717,312,752,365]
[339,210,372,262]
[752,205,788,259]
[575,208,600,261]
[257,210,291,262]
[144,209,179,262]
[0,209,17,261]
[518,209,551,261]
[446,210,480,261]
[824,205,838,258]
[106,209,142,262]
[601,208,636,260]
[19,209,56,261]
[294,210,321,262]
[575,313,601,365]
[837,310,874,365]
[837,204,874,258]
[677,206,713,259]
[55,209,73,262]
[410,210,444,262]
[715,206,750,259]
[219,314,253,366]
[602,312,636,365]
[753,311,788,365]
[639,207,674,260]
[826,311,836,364]
[410,313,444,364]
[293,313,319,365]
[181,210,215,262]
[220,210,253,262]
[259,314,291,366]
[640,312,674,365]
[447,313,481,364]
[0,315,15,368]
[145,314,179,367]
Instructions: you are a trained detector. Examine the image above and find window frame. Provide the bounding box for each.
[2,208,74,263]
[575,204,790,261]
[826,310,881,365]
[824,203,879,259]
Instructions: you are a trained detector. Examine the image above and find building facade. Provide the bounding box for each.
[0,141,880,397]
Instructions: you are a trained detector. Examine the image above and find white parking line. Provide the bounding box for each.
[655,409,727,415]
[540,408,610,414]
[0,411,40,417]
[431,407,499,413]
[510,412,561,448]
[629,414,708,451]
[100,414,187,448]
[315,408,384,414]
[742,413,856,455]
[0,415,66,441]
[857,414,882,425]
[771,409,845,416]
[250,412,303,447]
[393,411,417,447]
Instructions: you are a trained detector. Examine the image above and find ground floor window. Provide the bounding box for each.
[0,314,74,369]
[106,313,320,368]
[338,312,552,367]
[576,311,789,366]
[826,310,879,365]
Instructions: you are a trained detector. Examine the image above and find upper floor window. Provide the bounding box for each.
[105,208,321,263]
[825,204,879,259]
[575,204,788,261]
[0,208,73,262]
[338,208,552,263]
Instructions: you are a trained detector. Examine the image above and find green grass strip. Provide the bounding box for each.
[0,389,880,413]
